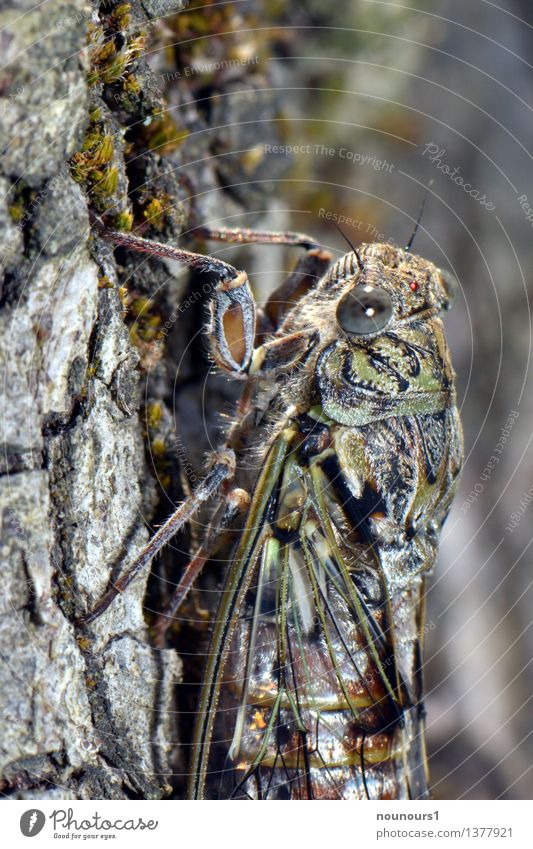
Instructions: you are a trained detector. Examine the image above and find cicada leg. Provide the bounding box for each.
[186,223,332,331]
[152,487,250,646]
[94,222,318,375]
[78,451,236,625]
[261,247,332,331]
[189,224,319,251]
[93,222,257,373]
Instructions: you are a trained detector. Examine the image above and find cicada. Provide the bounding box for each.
[84,221,463,800]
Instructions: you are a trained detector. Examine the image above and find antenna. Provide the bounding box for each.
[335,223,364,271]
[406,180,433,251]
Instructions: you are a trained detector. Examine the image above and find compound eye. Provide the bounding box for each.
[336,285,394,335]
[439,269,459,308]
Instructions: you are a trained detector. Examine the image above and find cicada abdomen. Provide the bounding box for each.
[188,243,463,800]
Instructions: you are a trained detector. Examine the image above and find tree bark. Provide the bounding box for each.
[0,0,280,799]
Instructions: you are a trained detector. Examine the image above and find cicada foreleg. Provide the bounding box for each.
[94,221,328,374]
[261,247,332,331]
[180,227,331,374]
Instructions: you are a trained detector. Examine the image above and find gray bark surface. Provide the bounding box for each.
[0,0,278,799]
[0,0,180,800]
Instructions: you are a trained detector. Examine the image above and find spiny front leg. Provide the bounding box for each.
[208,253,333,375]
[94,221,258,375]
[211,281,320,377]
[93,222,239,278]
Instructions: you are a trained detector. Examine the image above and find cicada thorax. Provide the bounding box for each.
[191,242,463,800]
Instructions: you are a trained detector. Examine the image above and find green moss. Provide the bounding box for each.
[69,109,131,219]
[143,198,165,229]
[87,10,146,88]
[142,194,177,231]
[146,401,163,429]
[111,2,132,30]
[114,210,133,231]
[129,296,153,318]
[118,286,129,314]
[143,113,189,155]
[93,165,119,197]
[123,73,141,95]
[151,437,166,458]
[70,120,115,187]
[8,203,24,222]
